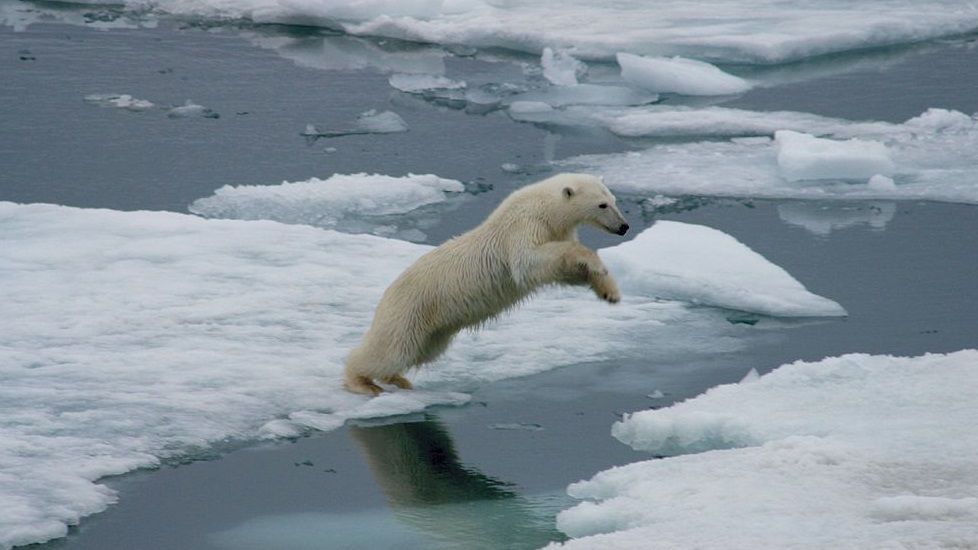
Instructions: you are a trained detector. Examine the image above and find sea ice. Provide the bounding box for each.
[553,350,978,549]
[617,53,752,96]
[508,84,658,109]
[84,93,155,111]
[167,100,219,118]
[303,109,408,138]
[0,202,830,547]
[189,173,463,242]
[774,130,894,182]
[564,108,978,204]
[388,73,466,94]
[541,47,585,86]
[600,221,846,317]
[777,201,896,236]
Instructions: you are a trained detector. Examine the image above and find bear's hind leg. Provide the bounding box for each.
[381,374,413,389]
[345,373,384,396]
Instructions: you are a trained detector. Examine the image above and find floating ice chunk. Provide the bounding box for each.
[541,47,585,86]
[304,110,408,139]
[489,423,544,431]
[388,73,466,93]
[189,173,463,241]
[617,53,752,96]
[600,221,846,317]
[84,93,155,111]
[167,100,219,118]
[866,174,896,191]
[646,390,665,399]
[554,350,978,548]
[775,130,894,182]
[354,109,408,133]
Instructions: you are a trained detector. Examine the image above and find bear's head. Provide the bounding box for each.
[558,174,629,236]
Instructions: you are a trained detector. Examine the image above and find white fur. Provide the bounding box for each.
[344,173,629,395]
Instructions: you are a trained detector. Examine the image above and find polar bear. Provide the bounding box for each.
[344,173,629,395]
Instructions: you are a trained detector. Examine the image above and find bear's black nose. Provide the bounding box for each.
[617,223,629,235]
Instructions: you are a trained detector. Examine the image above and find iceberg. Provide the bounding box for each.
[600,221,846,317]
[553,350,978,549]
[617,53,752,96]
[188,173,463,242]
[564,108,978,204]
[0,202,834,547]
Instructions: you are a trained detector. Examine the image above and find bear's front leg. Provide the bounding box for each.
[573,252,620,304]
[522,242,621,303]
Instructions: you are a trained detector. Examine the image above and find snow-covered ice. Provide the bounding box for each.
[188,173,464,242]
[617,53,752,96]
[564,108,978,204]
[553,350,978,549]
[0,202,837,547]
[774,130,894,182]
[600,221,845,317]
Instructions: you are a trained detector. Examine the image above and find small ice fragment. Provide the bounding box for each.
[867,174,897,190]
[167,100,219,119]
[489,423,544,431]
[739,368,760,384]
[541,47,586,86]
[501,163,522,173]
[324,147,338,154]
[85,93,155,111]
[389,73,466,93]
[644,195,678,208]
[302,123,320,136]
[617,53,752,96]
[775,130,894,182]
[354,109,408,133]
[647,390,665,399]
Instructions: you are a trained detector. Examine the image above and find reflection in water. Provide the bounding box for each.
[350,418,568,549]
[777,201,897,236]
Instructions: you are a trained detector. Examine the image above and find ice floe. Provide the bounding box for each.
[167,100,219,119]
[0,202,838,547]
[553,350,978,549]
[303,109,408,139]
[600,221,846,317]
[84,93,155,111]
[617,53,752,96]
[189,173,465,242]
[777,201,897,236]
[564,108,978,204]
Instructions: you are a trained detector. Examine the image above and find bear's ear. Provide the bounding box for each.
[562,186,574,199]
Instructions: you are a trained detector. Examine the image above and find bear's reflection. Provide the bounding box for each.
[349,418,567,549]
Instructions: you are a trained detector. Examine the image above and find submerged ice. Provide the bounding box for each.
[554,350,978,549]
[0,202,840,547]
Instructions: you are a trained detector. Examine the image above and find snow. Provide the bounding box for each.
[541,47,585,86]
[553,350,978,549]
[600,221,845,317]
[617,53,752,96]
[188,173,464,242]
[564,108,978,204]
[774,130,894,182]
[0,202,834,547]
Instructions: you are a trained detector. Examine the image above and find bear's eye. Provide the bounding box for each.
[599,203,608,209]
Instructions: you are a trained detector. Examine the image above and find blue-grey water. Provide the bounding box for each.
[3,7,977,550]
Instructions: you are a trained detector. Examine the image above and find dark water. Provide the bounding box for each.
[4,8,977,550]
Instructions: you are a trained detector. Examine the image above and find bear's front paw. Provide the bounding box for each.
[593,277,621,304]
